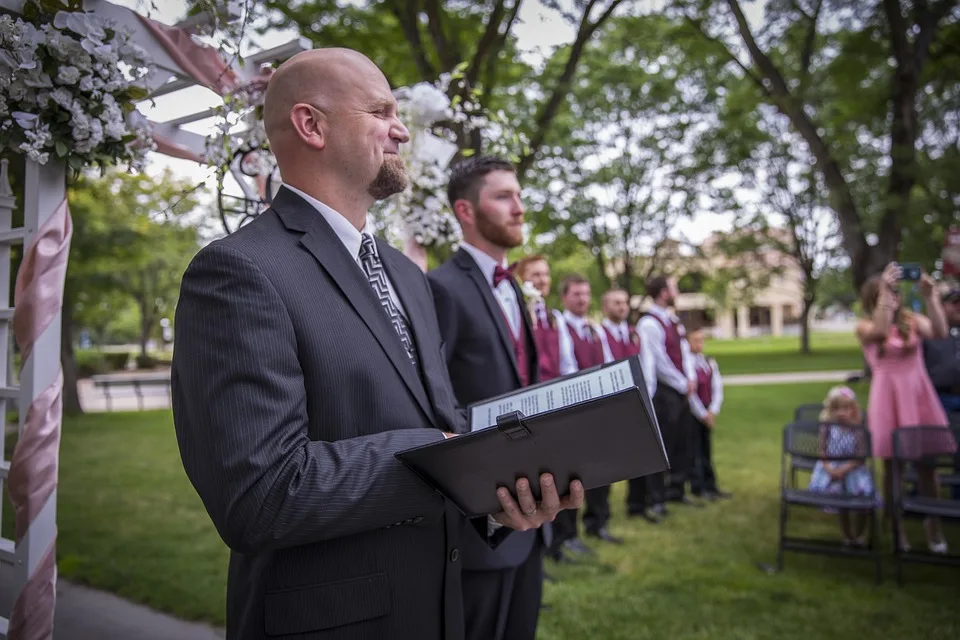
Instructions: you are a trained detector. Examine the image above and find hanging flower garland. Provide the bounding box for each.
[379,67,531,251]
[0,9,154,172]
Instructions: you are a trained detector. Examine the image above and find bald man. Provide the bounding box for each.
[171,48,579,640]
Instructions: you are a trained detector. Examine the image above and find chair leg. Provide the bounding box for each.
[891,510,904,586]
[871,510,882,584]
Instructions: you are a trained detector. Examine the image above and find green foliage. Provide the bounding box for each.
[67,170,203,353]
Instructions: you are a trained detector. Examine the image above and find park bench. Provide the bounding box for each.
[90,372,171,411]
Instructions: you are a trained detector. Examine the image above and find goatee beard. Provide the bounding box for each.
[368,155,409,200]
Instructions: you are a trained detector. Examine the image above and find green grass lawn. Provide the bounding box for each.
[30,382,960,637]
[707,333,864,375]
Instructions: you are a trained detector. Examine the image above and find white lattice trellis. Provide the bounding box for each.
[0,1,310,636]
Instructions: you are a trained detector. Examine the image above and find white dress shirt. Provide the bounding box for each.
[598,318,631,363]
[688,354,724,421]
[562,311,604,372]
[544,309,579,376]
[283,185,409,319]
[637,304,695,399]
[459,242,521,338]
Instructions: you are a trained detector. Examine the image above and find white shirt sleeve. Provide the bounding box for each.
[554,311,579,375]
[682,339,696,383]
[598,325,615,363]
[709,359,724,415]
[688,384,709,421]
[637,317,660,399]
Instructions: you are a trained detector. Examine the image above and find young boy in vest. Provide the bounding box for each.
[686,326,732,501]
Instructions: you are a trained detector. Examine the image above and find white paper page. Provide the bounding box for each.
[469,359,636,432]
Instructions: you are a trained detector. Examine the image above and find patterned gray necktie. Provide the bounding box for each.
[358,234,418,369]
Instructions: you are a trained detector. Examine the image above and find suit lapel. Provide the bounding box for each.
[274,190,437,428]
[454,249,521,385]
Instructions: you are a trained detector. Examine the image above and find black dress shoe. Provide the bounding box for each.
[548,549,577,564]
[629,508,663,523]
[586,527,624,544]
[563,538,595,555]
[650,503,668,518]
[676,495,705,507]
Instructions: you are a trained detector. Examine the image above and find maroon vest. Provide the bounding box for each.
[696,359,713,407]
[496,305,530,387]
[603,324,641,361]
[650,313,684,371]
[533,308,561,381]
[566,320,605,370]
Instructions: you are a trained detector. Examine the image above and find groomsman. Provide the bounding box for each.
[512,256,582,564]
[429,156,549,640]
[599,288,641,362]
[559,276,625,545]
[513,255,577,383]
[686,325,732,501]
[635,276,701,519]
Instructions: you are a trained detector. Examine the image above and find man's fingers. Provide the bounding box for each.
[559,479,585,510]
[538,473,561,520]
[494,487,531,530]
[515,478,538,517]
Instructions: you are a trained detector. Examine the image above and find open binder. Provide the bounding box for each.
[396,355,669,518]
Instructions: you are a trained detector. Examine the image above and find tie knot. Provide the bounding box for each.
[493,265,513,287]
[359,233,377,261]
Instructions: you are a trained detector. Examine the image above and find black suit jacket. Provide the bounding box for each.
[171,187,466,640]
[428,248,549,571]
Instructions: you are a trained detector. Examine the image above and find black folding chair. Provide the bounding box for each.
[891,425,960,584]
[777,421,882,582]
[789,405,825,484]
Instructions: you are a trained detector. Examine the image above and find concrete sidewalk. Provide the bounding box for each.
[0,566,224,640]
[723,370,861,386]
[52,581,225,640]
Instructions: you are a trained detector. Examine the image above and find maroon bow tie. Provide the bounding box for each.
[493,265,513,287]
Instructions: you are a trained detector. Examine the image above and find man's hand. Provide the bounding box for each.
[491,473,584,531]
[704,413,715,429]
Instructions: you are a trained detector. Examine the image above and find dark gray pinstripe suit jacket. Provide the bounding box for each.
[171,187,467,640]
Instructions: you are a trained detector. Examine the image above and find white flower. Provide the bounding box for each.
[57,65,80,85]
[11,111,38,129]
[78,75,94,92]
[520,281,543,306]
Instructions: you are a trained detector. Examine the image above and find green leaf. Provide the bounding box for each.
[55,141,68,157]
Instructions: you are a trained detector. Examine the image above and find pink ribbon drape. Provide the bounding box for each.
[8,198,72,640]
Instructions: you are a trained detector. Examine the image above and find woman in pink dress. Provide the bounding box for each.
[856,262,953,553]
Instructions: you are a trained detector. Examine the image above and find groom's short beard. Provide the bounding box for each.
[368,155,409,200]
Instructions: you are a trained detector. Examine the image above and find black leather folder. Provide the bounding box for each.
[395,355,668,518]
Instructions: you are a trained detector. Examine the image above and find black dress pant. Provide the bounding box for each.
[690,417,718,495]
[663,386,696,500]
[582,485,611,533]
[463,548,543,640]
[550,508,579,548]
[628,385,690,511]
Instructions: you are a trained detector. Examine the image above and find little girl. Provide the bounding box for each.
[807,386,877,547]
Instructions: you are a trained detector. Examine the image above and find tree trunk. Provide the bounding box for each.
[138,300,151,360]
[60,301,83,415]
[799,298,812,355]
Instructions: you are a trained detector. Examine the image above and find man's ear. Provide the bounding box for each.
[452,198,474,227]
[289,104,326,151]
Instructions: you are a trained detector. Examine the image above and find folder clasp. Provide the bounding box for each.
[496,411,530,440]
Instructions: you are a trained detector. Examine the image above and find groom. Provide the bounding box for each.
[429,156,549,640]
[171,48,582,640]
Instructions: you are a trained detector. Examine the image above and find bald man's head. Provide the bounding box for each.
[262,48,411,205]
[603,288,629,323]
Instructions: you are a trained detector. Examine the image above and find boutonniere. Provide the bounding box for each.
[519,280,543,307]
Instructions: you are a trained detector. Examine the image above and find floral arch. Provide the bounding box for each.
[0,1,308,637]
